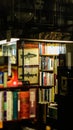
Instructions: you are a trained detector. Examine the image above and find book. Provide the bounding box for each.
[20,91,30,119]
[0,65,18,88]
[18,91,20,119]
[6,91,13,120]
[3,91,13,121]
[29,88,36,118]
[0,72,3,88]
[3,91,7,121]
[13,91,18,120]
[0,91,3,121]
[3,71,8,88]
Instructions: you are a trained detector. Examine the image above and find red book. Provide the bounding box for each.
[42,43,45,54]
[20,91,30,119]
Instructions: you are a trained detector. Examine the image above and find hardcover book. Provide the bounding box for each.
[13,91,18,120]
[20,91,30,119]
[3,91,7,121]
[6,91,13,121]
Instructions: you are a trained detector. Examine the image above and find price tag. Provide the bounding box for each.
[0,121,3,128]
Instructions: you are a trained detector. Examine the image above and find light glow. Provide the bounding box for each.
[0,38,19,45]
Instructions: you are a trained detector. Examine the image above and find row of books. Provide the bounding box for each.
[39,56,54,70]
[0,89,36,121]
[38,87,54,103]
[39,43,66,55]
[40,72,54,86]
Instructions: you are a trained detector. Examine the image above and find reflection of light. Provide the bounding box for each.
[0,40,6,45]
[0,38,19,45]
[13,81,17,85]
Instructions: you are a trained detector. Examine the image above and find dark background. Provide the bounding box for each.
[0,0,73,39]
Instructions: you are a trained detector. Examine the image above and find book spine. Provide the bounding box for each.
[7,91,13,121]
[20,91,30,119]
[3,72,8,88]
[0,72,4,88]
[0,91,3,121]
[13,91,18,120]
[18,91,20,119]
[3,91,7,121]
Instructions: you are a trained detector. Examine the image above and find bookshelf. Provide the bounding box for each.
[38,42,64,104]
[0,38,71,130]
[17,39,67,130]
[0,41,38,130]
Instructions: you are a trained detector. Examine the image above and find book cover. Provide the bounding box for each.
[20,91,30,119]
[29,88,36,118]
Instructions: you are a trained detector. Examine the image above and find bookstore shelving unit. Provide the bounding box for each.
[0,38,73,130]
[18,38,67,130]
[0,41,38,130]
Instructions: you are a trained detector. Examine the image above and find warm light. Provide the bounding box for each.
[0,40,7,45]
[0,38,19,45]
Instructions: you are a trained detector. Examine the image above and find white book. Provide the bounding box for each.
[39,71,42,86]
[7,91,13,121]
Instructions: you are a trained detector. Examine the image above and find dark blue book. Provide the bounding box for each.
[0,72,3,84]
